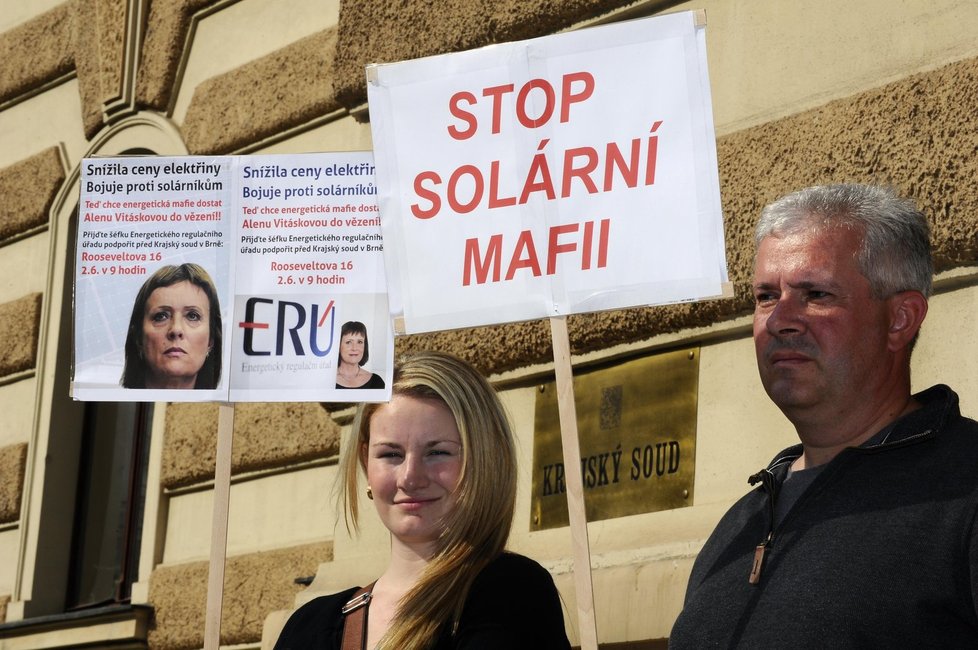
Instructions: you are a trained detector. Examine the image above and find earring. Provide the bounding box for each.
[366,486,373,500]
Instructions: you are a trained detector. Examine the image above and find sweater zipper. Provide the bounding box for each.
[743,423,935,585]
[747,466,780,585]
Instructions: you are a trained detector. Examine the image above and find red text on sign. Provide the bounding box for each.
[462,218,610,285]
[448,71,595,140]
[412,122,662,220]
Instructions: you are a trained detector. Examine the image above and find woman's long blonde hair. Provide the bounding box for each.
[338,351,517,649]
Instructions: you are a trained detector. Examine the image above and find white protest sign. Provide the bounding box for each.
[72,152,392,402]
[367,11,727,334]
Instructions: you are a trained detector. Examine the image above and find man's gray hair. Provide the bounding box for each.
[755,184,933,298]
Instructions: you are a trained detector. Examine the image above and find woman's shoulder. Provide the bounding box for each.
[476,552,555,586]
[273,586,361,650]
[454,552,570,648]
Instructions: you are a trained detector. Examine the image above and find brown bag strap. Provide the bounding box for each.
[340,582,375,650]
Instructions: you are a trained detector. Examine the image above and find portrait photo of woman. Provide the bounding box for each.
[335,320,385,390]
[121,263,223,390]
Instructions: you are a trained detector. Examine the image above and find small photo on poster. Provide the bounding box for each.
[228,292,391,402]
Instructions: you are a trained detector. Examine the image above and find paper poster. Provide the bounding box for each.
[72,152,392,403]
[366,11,728,334]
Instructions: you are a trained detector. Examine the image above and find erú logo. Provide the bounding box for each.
[238,297,336,356]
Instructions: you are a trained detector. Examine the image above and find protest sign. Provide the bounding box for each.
[367,10,728,335]
[72,151,392,402]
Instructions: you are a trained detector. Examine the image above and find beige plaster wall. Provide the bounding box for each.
[329,0,642,110]
[162,465,338,564]
[0,80,86,169]
[686,0,978,134]
[0,0,64,33]
[0,467,23,611]
[260,114,375,155]
[912,276,978,413]
[0,380,35,449]
[0,237,49,305]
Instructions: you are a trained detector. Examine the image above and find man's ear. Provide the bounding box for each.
[887,290,928,352]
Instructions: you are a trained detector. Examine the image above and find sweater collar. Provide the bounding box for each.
[760,384,959,477]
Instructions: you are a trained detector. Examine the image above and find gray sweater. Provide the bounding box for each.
[670,385,978,649]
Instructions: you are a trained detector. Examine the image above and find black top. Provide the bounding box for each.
[335,372,385,390]
[274,552,570,649]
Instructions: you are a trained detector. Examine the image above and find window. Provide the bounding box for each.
[65,401,152,610]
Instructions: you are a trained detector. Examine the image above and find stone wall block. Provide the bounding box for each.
[147,542,331,650]
[0,147,65,242]
[0,4,74,105]
[136,0,219,110]
[0,294,43,378]
[0,443,28,523]
[183,29,340,154]
[161,402,342,490]
[331,0,637,110]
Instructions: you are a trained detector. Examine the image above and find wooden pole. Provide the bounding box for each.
[549,316,598,649]
[203,403,235,650]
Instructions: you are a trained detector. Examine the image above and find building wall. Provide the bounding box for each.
[0,0,975,648]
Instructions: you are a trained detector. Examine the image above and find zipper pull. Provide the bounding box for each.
[748,540,768,585]
[747,467,778,585]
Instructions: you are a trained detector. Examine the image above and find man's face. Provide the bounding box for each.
[752,225,893,417]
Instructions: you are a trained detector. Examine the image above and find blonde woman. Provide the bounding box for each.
[275,352,570,649]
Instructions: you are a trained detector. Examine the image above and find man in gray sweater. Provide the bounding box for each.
[671,184,978,648]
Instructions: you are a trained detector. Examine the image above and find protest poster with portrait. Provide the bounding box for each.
[229,153,391,402]
[72,152,392,402]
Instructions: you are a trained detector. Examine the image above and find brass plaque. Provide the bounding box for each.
[531,348,698,530]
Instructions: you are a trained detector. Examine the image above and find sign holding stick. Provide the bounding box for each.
[549,315,598,647]
[367,11,726,648]
[204,403,235,650]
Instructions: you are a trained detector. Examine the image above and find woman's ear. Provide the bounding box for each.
[886,290,928,352]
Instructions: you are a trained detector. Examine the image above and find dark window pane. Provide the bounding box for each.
[66,402,152,610]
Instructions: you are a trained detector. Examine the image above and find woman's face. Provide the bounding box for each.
[340,331,365,366]
[142,280,212,389]
[365,395,463,555]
